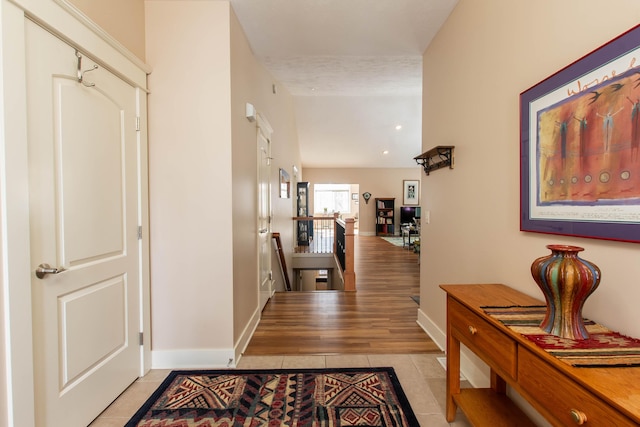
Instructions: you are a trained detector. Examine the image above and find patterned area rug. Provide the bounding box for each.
[125,367,418,426]
[380,236,404,247]
[483,305,640,367]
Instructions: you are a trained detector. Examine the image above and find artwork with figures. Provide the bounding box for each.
[521,23,640,242]
[537,71,640,205]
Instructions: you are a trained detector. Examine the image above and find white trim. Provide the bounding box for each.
[234,306,261,365]
[136,88,152,375]
[416,308,490,388]
[152,349,236,370]
[457,351,490,388]
[416,307,445,351]
[53,0,151,74]
[256,112,273,136]
[1,2,36,425]
[256,110,273,312]
[9,0,149,89]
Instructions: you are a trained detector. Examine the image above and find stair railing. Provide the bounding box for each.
[291,213,356,291]
[335,217,356,291]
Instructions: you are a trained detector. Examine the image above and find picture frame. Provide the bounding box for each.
[351,193,358,200]
[279,168,290,199]
[403,180,419,205]
[520,24,640,243]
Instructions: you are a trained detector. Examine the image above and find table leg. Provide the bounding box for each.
[446,323,460,421]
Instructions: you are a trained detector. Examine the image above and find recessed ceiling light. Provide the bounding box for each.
[395,125,402,130]
[383,150,389,155]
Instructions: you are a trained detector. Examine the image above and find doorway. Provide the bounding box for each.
[257,114,273,310]
[25,18,148,427]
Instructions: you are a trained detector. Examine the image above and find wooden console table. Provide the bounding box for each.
[441,283,640,426]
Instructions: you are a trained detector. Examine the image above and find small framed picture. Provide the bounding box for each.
[279,168,290,199]
[403,180,419,205]
[351,193,358,200]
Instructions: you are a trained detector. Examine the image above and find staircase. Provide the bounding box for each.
[284,215,356,291]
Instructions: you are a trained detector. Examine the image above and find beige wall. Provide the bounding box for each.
[229,6,259,355]
[146,1,235,353]
[304,168,421,235]
[421,0,640,385]
[68,0,146,60]
[70,0,301,365]
[229,6,301,347]
[145,0,300,364]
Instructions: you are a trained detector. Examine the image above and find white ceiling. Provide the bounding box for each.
[229,0,458,168]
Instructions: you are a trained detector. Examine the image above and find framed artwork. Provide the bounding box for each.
[403,180,419,205]
[279,168,290,199]
[521,24,640,243]
[351,193,358,200]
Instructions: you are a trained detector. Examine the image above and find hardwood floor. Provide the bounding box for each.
[243,235,440,355]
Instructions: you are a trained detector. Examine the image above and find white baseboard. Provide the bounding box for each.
[436,357,466,380]
[151,349,235,369]
[234,305,261,365]
[416,308,489,388]
[152,305,261,370]
[416,308,446,351]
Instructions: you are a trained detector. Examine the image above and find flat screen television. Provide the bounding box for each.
[400,206,421,224]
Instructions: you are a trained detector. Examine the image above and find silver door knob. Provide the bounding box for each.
[35,263,66,279]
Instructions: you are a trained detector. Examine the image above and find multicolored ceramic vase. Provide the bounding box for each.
[530,245,601,340]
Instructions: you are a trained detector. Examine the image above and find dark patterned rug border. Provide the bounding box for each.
[125,367,418,427]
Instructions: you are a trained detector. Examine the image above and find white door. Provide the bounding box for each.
[26,21,141,427]
[257,117,272,310]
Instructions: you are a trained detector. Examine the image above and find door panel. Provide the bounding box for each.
[60,276,127,386]
[56,78,125,264]
[26,20,140,427]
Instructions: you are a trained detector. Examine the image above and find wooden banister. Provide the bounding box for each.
[336,217,356,291]
[272,232,291,291]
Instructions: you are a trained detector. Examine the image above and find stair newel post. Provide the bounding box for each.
[343,218,356,291]
[333,212,339,254]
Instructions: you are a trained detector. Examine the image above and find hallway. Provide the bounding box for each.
[90,236,473,426]
[244,235,438,354]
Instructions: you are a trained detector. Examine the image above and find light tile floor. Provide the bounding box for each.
[89,353,472,426]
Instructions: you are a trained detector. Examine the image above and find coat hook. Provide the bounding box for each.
[75,50,98,87]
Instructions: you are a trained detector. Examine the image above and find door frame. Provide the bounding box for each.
[0,0,151,424]
[256,112,274,309]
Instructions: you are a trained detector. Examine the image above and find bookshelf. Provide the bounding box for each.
[296,182,312,246]
[375,198,395,236]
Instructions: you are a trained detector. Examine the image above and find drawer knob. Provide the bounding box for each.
[468,325,478,335]
[570,409,587,425]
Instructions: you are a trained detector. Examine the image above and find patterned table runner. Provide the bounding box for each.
[483,305,640,367]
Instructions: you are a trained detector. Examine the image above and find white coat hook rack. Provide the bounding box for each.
[75,50,98,87]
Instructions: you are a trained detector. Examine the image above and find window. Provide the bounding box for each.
[314,184,350,214]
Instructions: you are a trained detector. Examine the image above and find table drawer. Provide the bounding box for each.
[448,298,517,379]
[518,347,635,426]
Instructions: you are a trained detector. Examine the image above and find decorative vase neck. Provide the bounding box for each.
[547,244,583,255]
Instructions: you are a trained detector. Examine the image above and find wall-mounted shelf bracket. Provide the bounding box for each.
[414,146,455,175]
